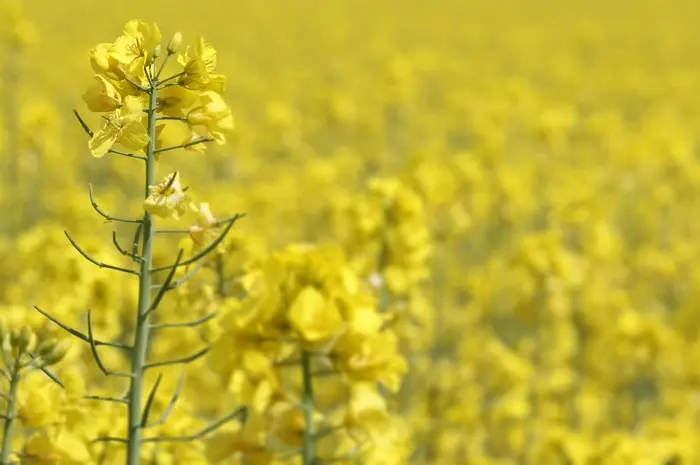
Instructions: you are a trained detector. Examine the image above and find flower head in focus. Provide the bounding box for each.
[144,171,193,219]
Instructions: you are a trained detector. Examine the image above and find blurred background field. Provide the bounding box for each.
[3,0,700,463]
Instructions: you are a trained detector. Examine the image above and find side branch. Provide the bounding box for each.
[90,184,144,224]
[87,310,134,378]
[143,346,210,370]
[141,250,184,323]
[155,213,245,234]
[141,406,248,443]
[150,312,218,330]
[154,137,214,154]
[143,371,185,428]
[151,215,242,272]
[65,231,140,276]
[140,373,163,427]
[34,306,131,350]
[113,231,144,264]
[150,262,203,291]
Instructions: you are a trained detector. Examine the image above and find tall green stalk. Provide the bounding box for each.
[300,350,316,465]
[126,69,158,465]
[0,360,19,465]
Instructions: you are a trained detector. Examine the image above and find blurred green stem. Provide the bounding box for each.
[301,350,316,465]
[126,68,158,465]
[0,359,20,465]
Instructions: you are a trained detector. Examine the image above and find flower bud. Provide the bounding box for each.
[41,340,70,366]
[36,338,58,358]
[153,44,162,59]
[15,326,36,354]
[167,32,182,55]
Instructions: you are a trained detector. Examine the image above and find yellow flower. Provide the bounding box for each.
[90,42,125,80]
[340,331,407,392]
[344,382,391,437]
[187,91,234,144]
[288,285,345,343]
[88,95,149,157]
[24,426,92,465]
[82,75,122,112]
[268,401,323,447]
[157,85,198,118]
[178,36,227,93]
[109,20,162,78]
[144,172,193,219]
[189,202,218,246]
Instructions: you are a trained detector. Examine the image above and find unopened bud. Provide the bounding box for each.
[36,338,58,358]
[41,340,70,366]
[167,32,182,55]
[15,326,36,354]
[153,44,162,59]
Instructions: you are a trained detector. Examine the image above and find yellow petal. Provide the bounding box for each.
[118,120,149,151]
[88,126,118,157]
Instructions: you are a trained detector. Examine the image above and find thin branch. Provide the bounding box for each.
[92,436,129,444]
[151,261,203,290]
[113,231,144,264]
[144,371,185,428]
[33,357,65,389]
[157,116,187,122]
[151,215,242,272]
[34,306,131,350]
[125,74,150,93]
[144,346,209,370]
[141,406,248,443]
[85,394,129,405]
[109,150,147,161]
[141,373,163,427]
[142,250,184,323]
[154,213,245,234]
[150,312,218,330]
[74,109,94,137]
[90,184,144,224]
[154,137,214,154]
[157,71,185,86]
[155,52,172,80]
[87,310,133,378]
[65,231,140,276]
[132,223,144,256]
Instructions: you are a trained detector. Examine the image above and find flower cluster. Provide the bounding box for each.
[207,243,409,463]
[83,20,233,158]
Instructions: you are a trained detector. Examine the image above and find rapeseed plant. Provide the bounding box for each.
[5,1,700,464]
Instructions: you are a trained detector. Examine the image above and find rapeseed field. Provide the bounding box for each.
[1,0,700,463]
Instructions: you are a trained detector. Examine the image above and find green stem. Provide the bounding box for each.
[300,350,316,465]
[0,360,20,465]
[126,73,158,465]
[215,255,226,298]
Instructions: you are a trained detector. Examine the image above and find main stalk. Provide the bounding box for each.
[126,70,158,465]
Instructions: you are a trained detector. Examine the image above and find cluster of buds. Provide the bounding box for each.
[1,324,69,370]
